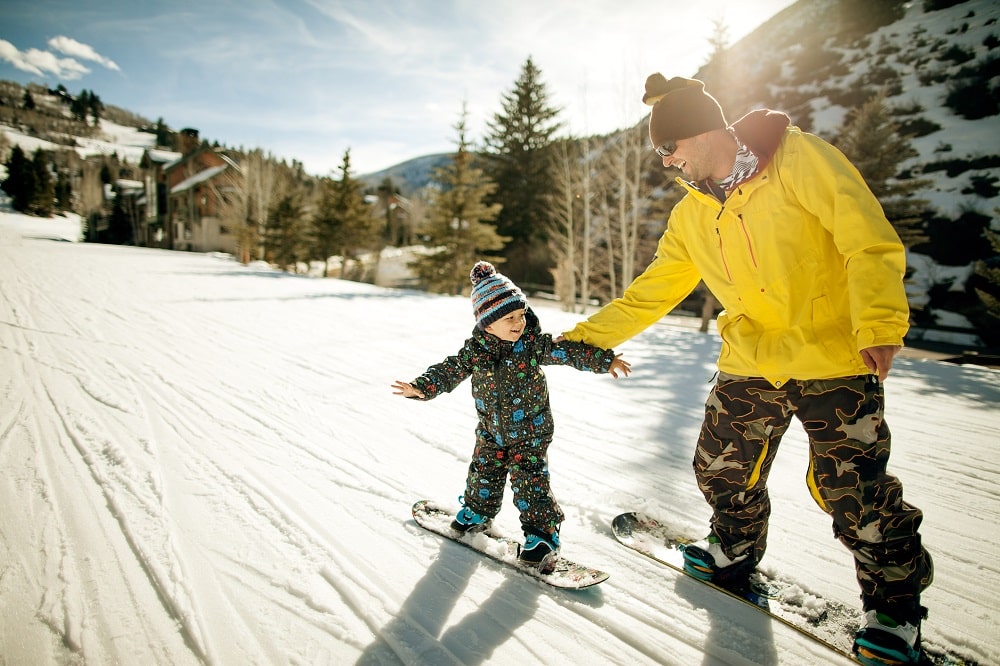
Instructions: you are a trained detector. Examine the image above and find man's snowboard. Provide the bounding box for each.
[612,512,971,666]
[412,500,608,589]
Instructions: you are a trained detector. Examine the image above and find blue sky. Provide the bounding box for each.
[1,0,795,176]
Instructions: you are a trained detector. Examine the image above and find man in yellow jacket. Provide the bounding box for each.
[562,75,933,666]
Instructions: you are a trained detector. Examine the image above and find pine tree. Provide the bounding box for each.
[311,149,377,279]
[267,194,307,272]
[836,93,929,247]
[55,170,72,211]
[29,149,54,217]
[70,90,90,123]
[2,145,34,212]
[411,104,506,295]
[107,190,132,244]
[154,117,174,149]
[88,91,103,125]
[376,177,406,246]
[483,56,562,286]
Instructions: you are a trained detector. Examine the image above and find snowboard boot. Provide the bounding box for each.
[518,528,560,572]
[451,504,491,534]
[853,600,926,665]
[681,533,754,592]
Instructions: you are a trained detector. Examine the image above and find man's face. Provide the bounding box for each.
[658,132,719,182]
[658,136,701,181]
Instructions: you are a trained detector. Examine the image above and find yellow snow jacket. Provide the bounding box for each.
[563,113,909,388]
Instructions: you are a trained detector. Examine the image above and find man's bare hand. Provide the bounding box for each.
[860,345,901,381]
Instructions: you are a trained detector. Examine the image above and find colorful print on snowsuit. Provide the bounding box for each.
[409,308,616,534]
[694,372,933,609]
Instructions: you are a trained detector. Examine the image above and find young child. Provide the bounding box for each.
[392,261,630,569]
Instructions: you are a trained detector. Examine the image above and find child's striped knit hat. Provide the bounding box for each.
[470,261,527,329]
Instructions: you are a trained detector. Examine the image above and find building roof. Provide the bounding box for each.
[145,148,182,164]
[116,178,144,191]
[170,164,228,194]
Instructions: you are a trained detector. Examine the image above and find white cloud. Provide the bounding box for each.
[0,39,41,75]
[48,36,121,71]
[0,39,91,80]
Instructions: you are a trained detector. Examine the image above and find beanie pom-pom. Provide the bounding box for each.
[642,72,669,106]
[470,261,496,286]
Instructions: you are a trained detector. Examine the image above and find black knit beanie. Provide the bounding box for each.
[643,74,727,147]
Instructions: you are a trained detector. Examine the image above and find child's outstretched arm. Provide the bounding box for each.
[391,380,425,399]
[609,353,631,379]
[393,338,478,401]
[543,335,631,379]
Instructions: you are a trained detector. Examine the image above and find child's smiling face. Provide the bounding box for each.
[484,309,527,342]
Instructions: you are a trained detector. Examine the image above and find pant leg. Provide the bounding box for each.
[508,436,564,534]
[795,375,933,612]
[694,373,795,563]
[461,429,509,518]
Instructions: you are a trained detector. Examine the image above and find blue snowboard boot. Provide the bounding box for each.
[853,601,926,665]
[682,533,755,591]
[451,503,491,534]
[518,528,560,571]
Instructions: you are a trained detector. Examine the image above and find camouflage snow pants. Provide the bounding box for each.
[462,428,564,534]
[694,372,933,609]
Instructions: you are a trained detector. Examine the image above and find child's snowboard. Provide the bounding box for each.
[411,500,608,589]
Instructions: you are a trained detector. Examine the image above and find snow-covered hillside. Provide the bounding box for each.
[1,212,996,665]
[795,0,1000,217]
[0,118,155,166]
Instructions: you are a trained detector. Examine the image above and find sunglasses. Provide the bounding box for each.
[655,141,677,158]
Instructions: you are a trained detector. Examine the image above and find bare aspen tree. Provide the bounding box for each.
[78,159,106,220]
[548,138,582,312]
[587,123,647,304]
[208,157,249,261]
[618,124,647,294]
[242,149,279,261]
[598,189,616,302]
[579,132,595,308]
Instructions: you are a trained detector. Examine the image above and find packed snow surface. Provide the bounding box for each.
[1,213,997,665]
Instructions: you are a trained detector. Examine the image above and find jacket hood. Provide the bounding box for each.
[730,109,791,171]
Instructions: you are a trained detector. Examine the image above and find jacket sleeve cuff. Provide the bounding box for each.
[857,326,905,350]
[411,377,435,400]
[600,349,616,373]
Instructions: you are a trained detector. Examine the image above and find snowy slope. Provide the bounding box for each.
[0,119,155,166]
[0,212,997,665]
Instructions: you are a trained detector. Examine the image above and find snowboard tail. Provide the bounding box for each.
[411,500,608,589]
[611,512,971,666]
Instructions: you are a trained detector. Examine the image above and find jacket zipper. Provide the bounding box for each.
[712,197,734,281]
[738,214,758,268]
[716,227,733,281]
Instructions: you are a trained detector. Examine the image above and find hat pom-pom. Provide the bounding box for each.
[470,261,496,286]
[642,72,669,106]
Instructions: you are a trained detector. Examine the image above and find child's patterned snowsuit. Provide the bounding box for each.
[408,308,615,537]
